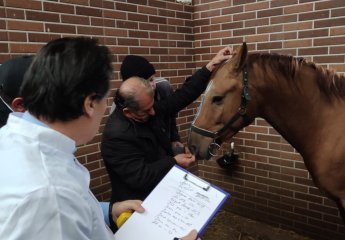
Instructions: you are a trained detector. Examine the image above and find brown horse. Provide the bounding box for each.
[188,42,345,222]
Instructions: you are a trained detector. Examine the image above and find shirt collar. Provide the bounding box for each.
[22,111,48,128]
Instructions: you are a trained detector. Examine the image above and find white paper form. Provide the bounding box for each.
[114,165,230,240]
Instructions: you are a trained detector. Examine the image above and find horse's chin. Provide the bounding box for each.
[195,139,223,160]
[196,151,212,161]
[194,144,213,160]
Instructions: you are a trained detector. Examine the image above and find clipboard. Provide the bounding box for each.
[114,165,230,240]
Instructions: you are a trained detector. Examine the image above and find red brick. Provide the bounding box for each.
[10,43,42,53]
[244,18,270,27]
[26,10,60,22]
[28,33,61,42]
[271,14,297,24]
[258,8,283,18]
[8,32,26,41]
[314,55,345,64]
[61,0,88,5]
[314,36,345,46]
[76,6,103,17]
[284,21,312,31]
[128,12,148,22]
[315,0,345,10]
[269,186,294,197]
[77,26,103,36]
[105,29,127,39]
[258,25,283,34]
[0,43,8,52]
[245,1,269,11]
[299,10,329,21]
[315,17,345,28]
[8,20,44,31]
[138,5,157,15]
[5,9,25,19]
[117,38,139,46]
[222,5,243,15]
[44,2,74,14]
[117,20,138,30]
[270,32,297,41]
[45,23,76,34]
[284,39,312,48]
[233,12,256,21]
[61,14,90,25]
[284,3,313,14]
[6,0,42,10]
[138,22,158,31]
[128,30,149,39]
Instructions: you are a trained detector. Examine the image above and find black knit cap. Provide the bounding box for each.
[0,55,34,100]
[120,55,156,81]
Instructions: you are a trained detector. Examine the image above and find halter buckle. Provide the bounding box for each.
[208,141,221,156]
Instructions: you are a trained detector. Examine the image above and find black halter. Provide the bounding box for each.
[190,66,251,141]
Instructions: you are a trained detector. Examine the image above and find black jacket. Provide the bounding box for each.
[154,78,180,142]
[101,66,211,204]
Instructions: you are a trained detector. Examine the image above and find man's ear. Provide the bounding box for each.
[122,107,132,119]
[83,95,95,117]
[11,97,25,112]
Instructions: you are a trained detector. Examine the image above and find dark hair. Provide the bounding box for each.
[21,37,112,122]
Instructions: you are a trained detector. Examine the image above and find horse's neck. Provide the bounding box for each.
[254,66,345,165]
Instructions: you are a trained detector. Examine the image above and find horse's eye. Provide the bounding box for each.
[212,96,224,105]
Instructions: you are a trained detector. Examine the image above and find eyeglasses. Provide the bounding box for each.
[0,94,14,112]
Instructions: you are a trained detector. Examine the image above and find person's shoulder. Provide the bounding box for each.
[155,78,174,97]
[102,110,136,140]
[155,77,172,88]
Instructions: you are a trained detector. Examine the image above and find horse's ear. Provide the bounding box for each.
[233,42,248,71]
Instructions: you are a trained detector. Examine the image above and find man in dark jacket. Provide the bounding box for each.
[111,55,185,154]
[0,56,34,127]
[101,46,232,230]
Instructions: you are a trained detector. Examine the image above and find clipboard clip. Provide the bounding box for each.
[184,173,211,191]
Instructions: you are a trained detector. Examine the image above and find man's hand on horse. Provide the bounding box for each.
[206,46,234,72]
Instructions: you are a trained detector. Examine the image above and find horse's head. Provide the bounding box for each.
[188,43,256,160]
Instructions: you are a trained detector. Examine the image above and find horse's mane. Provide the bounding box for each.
[247,52,345,99]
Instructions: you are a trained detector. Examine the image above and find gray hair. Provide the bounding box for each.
[119,77,153,112]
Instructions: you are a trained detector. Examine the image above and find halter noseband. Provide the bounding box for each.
[190,66,251,142]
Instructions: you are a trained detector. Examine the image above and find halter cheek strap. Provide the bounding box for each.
[190,66,251,140]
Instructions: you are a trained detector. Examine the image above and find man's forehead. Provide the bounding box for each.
[137,91,154,110]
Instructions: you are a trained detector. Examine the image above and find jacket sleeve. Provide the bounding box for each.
[170,117,180,142]
[101,135,176,193]
[154,66,211,117]
[156,79,181,142]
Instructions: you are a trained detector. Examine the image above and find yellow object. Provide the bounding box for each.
[116,211,133,228]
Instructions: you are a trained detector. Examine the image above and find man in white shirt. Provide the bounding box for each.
[0,37,198,240]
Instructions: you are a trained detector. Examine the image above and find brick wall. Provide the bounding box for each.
[193,1,345,240]
[1,0,345,239]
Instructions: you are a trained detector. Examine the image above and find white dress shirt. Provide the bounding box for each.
[0,113,114,240]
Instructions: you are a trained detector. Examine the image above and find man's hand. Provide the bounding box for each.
[174,152,196,168]
[206,46,234,72]
[111,200,145,221]
[176,229,201,240]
